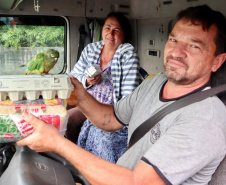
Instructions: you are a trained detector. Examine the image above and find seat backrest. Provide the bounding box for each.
[211,61,226,105]
[208,156,226,185]
[209,61,226,184]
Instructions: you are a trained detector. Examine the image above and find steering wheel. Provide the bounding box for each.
[0,145,90,185]
[40,151,91,185]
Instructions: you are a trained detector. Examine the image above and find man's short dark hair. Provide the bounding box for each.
[175,5,226,55]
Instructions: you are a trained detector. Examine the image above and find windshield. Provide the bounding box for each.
[0,15,67,75]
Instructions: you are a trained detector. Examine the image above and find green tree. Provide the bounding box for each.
[0,25,64,49]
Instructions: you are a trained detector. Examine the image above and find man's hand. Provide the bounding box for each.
[67,76,88,106]
[16,112,65,153]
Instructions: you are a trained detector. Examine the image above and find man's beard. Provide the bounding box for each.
[164,55,192,85]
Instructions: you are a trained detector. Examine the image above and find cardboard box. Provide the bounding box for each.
[0,74,74,101]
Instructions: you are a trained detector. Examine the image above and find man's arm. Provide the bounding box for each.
[68,76,123,131]
[17,113,166,185]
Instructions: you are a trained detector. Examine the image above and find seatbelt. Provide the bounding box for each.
[127,83,226,150]
[139,67,149,79]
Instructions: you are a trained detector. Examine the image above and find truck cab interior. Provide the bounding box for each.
[0,0,225,184]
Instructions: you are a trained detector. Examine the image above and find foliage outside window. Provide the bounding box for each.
[0,16,66,75]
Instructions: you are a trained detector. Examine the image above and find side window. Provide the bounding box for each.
[0,15,67,75]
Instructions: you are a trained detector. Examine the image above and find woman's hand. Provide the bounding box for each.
[86,74,101,86]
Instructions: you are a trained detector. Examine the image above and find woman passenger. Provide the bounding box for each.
[67,12,140,163]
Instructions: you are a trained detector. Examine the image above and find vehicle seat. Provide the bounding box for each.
[209,61,226,185]
[209,156,226,185]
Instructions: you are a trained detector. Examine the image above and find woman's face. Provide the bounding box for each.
[102,17,125,49]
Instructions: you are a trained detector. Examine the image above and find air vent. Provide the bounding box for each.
[119,5,130,9]
[187,0,199,2]
[163,0,172,5]
[110,4,130,15]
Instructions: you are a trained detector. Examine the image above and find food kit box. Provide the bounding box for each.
[0,98,69,143]
[0,74,73,143]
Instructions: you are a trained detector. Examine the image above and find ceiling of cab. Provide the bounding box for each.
[0,0,23,10]
[0,0,86,16]
[86,0,130,17]
[0,0,225,18]
[130,0,226,19]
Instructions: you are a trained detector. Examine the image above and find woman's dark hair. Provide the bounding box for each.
[175,5,226,55]
[104,12,132,43]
